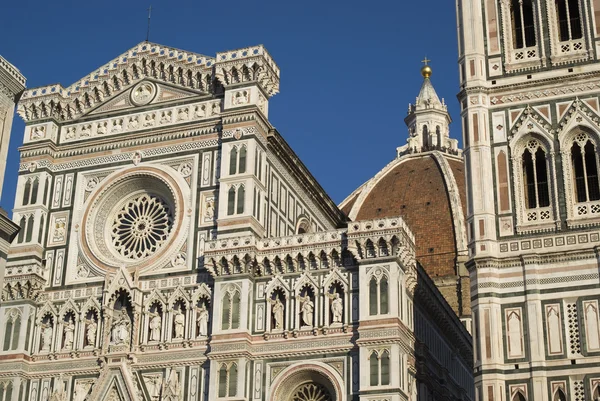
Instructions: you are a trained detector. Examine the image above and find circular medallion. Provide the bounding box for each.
[131,82,156,106]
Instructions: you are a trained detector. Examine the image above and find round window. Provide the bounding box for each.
[80,166,186,272]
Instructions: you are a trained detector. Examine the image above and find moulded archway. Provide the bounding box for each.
[269,362,344,401]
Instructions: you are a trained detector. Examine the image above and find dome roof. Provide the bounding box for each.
[340,151,468,280]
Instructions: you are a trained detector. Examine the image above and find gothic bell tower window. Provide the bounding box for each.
[512,0,537,49]
[548,0,588,61]
[561,130,600,226]
[500,0,542,70]
[512,136,557,232]
[556,0,582,41]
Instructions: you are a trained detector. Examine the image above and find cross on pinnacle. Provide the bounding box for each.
[421,56,431,66]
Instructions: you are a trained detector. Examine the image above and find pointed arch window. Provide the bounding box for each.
[22,180,31,206]
[562,130,600,222]
[30,179,39,204]
[221,290,240,330]
[522,140,550,208]
[512,391,527,401]
[227,185,245,216]
[25,216,34,243]
[218,363,238,397]
[228,145,247,176]
[553,388,567,401]
[511,0,537,49]
[369,274,389,316]
[229,147,238,175]
[369,350,391,386]
[556,0,582,41]
[17,217,26,243]
[571,137,600,202]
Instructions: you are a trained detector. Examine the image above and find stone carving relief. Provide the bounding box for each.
[131,82,156,106]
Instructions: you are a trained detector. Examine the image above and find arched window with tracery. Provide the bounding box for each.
[229,146,238,175]
[561,130,600,222]
[511,0,537,49]
[369,349,391,386]
[555,0,582,41]
[572,135,600,202]
[218,362,237,397]
[221,288,240,330]
[369,271,389,316]
[513,137,555,230]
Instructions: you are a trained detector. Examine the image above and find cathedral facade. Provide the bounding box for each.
[0,43,473,401]
[457,0,600,400]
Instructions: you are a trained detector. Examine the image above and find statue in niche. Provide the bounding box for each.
[211,102,220,115]
[127,117,139,130]
[143,113,155,127]
[204,197,215,221]
[177,108,188,121]
[196,304,209,337]
[97,122,107,135]
[160,111,171,124]
[63,317,75,350]
[50,378,67,401]
[194,105,205,118]
[80,124,91,137]
[269,296,284,330]
[148,310,162,342]
[173,307,185,339]
[111,309,131,345]
[163,369,181,398]
[297,293,314,327]
[85,317,97,347]
[327,292,343,324]
[40,322,53,351]
[145,375,161,399]
[65,127,76,139]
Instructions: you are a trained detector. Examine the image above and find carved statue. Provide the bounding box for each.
[194,105,205,118]
[328,292,343,324]
[85,318,97,347]
[50,378,67,401]
[128,117,139,130]
[297,294,314,327]
[63,318,75,350]
[111,309,131,345]
[80,124,91,137]
[173,308,185,339]
[269,296,284,330]
[111,119,122,133]
[41,322,52,351]
[143,113,155,127]
[163,369,181,398]
[177,108,188,121]
[160,111,171,124]
[149,311,162,342]
[97,122,107,135]
[196,304,209,337]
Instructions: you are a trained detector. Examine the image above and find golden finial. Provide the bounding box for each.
[421,56,432,78]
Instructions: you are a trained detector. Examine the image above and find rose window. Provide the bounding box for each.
[111,194,173,259]
[81,167,188,272]
[291,383,332,401]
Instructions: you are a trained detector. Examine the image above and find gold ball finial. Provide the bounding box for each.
[421,56,432,78]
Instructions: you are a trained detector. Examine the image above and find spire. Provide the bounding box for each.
[400,60,458,157]
[415,61,445,110]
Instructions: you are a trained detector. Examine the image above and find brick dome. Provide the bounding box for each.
[340,151,469,315]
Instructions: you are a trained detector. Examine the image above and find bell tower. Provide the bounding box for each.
[458,0,600,400]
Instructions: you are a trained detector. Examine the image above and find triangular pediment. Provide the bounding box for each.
[18,41,215,122]
[86,79,208,118]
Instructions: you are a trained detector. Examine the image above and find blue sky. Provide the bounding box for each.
[0,0,460,213]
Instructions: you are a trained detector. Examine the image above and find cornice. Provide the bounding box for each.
[0,56,26,101]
